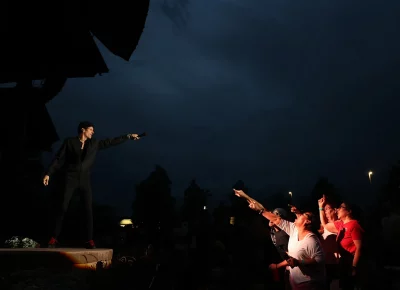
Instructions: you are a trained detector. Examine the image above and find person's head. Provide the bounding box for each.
[77,121,94,139]
[269,208,287,227]
[336,202,360,221]
[324,203,338,222]
[294,211,317,232]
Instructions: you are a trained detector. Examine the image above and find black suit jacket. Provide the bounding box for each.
[46,135,130,176]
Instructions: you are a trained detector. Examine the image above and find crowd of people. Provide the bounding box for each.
[108,188,398,290]
[234,189,365,290]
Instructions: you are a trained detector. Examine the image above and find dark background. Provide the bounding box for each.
[41,0,400,215]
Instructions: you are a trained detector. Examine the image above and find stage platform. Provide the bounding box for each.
[0,248,113,272]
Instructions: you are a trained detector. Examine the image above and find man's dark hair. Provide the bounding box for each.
[304,211,321,236]
[77,121,94,134]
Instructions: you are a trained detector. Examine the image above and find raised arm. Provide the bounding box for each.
[290,205,302,217]
[233,189,282,226]
[318,195,338,233]
[98,134,139,150]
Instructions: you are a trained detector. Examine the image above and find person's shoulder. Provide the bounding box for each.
[278,218,292,227]
[306,233,323,247]
[350,220,364,231]
[307,232,320,240]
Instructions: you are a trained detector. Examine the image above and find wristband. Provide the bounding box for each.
[259,209,264,215]
[300,259,305,266]
[318,208,324,211]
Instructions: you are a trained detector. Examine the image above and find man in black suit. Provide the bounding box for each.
[43,121,141,249]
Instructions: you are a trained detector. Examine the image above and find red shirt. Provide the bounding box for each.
[334,220,363,255]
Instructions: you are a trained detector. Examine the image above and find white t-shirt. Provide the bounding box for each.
[277,219,326,285]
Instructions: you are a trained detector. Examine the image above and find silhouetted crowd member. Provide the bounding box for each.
[228,223,253,289]
[137,244,157,289]
[209,240,231,289]
[270,208,291,290]
[270,208,290,260]
[43,121,141,248]
[381,201,400,266]
[319,196,363,290]
[185,225,210,290]
[234,189,326,290]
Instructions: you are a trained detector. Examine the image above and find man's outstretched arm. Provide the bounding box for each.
[98,134,140,150]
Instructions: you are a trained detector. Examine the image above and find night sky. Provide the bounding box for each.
[43,0,400,215]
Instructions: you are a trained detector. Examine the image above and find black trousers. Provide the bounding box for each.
[53,174,93,241]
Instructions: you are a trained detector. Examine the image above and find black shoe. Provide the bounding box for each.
[48,237,58,248]
[85,240,96,249]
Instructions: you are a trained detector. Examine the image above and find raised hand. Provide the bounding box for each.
[129,133,140,140]
[233,189,265,212]
[318,195,326,208]
[233,189,246,198]
[286,257,300,268]
[43,175,50,186]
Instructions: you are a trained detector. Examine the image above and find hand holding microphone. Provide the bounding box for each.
[129,132,147,140]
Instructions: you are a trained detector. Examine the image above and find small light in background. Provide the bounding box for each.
[368,171,373,184]
[120,219,133,228]
[203,206,207,210]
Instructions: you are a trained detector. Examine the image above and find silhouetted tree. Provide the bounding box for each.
[262,190,290,211]
[131,165,175,232]
[382,161,400,205]
[310,177,341,208]
[213,202,230,226]
[181,179,210,224]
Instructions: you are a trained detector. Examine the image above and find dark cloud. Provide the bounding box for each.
[44,0,400,214]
